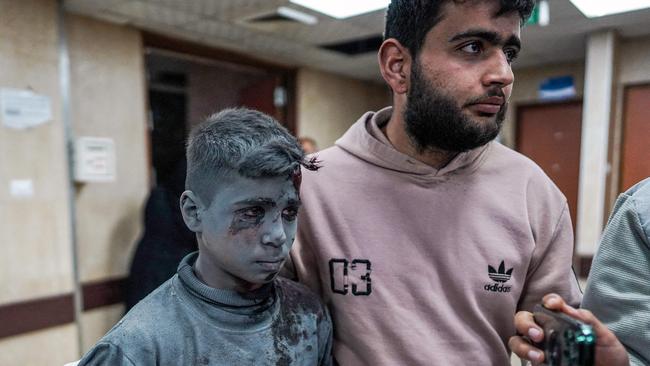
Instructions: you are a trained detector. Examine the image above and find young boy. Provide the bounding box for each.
[78,108,331,365]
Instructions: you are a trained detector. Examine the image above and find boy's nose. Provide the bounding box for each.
[261,222,287,248]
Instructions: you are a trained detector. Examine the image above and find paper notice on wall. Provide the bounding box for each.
[0,88,52,129]
[74,137,117,182]
[10,179,34,198]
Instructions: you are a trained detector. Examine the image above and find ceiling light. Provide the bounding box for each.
[277,6,318,25]
[570,0,650,17]
[289,0,389,19]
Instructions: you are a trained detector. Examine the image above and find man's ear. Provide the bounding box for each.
[378,38,411,95]
[180,190,203,232]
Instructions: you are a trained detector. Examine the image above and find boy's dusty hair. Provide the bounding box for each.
[186,108,319,204]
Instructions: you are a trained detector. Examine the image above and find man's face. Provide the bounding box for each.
[404,0,521,153]
[197,172,300,291]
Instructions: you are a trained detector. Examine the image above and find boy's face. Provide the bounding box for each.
[193,172,300,292]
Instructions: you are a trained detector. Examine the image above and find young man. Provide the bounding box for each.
[78,108,332,365]
[285,0,581,364]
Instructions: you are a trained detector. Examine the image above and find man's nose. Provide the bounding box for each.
[261,219,287,248]
[481,51,514,88]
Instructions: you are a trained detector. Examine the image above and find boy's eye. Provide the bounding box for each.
[282,207,299,222]
[460,41,482,55]
[240,207,265,220]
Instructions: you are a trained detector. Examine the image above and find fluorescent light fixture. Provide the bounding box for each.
[570,0,650,17]
[538,0,550,26]
[289,0,389,19]
[277,6,318,25]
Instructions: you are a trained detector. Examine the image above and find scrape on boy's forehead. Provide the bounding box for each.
[232,195,301,208]
[217,173,300,204]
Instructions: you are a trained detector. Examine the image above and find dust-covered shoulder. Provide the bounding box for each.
[79,277,181,363]
[275,277,328,318]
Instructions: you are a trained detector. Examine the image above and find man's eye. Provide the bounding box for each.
[504,48,519,63]
[460,42,482,54]
[282,207,299,221]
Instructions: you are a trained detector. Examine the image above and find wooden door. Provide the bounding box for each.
[620,84,650,192]
[238,76,278,120]
[516,101,583,230]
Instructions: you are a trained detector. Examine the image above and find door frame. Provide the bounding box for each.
[514,98,591,275]
[141,31,298,188]
[142,31,298,134]
[618,82,650,193]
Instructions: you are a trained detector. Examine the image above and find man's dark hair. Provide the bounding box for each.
[384,0,535,58]
[186,108,318,204]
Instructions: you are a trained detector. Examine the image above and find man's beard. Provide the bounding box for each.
[403,62,507,153]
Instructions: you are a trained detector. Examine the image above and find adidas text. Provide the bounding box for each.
[484,283,512,293]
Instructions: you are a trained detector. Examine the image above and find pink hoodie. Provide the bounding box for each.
[288,107,582,365]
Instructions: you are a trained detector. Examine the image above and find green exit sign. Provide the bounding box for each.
[527,0,549,26]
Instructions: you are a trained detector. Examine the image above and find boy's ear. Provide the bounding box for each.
[180,190,203,232]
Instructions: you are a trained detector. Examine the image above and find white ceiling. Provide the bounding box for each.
[65,0,650,82]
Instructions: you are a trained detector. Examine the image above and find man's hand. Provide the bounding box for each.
[509,293,630,366]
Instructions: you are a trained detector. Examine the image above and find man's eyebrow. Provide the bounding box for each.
[449,29,521,50]
[504,35,521,50]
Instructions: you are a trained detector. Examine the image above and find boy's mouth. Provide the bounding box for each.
[256,259,284,271]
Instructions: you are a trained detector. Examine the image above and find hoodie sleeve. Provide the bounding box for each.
[285,209,325,297]
[518,203,582,311]
[581,192,650,366]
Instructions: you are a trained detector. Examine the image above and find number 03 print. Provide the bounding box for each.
[329,258,372,296]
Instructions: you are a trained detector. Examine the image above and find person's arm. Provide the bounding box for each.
[581,192,650,366]
[509,294,629,365]
[77,342,137,366]
[517,204,582,312]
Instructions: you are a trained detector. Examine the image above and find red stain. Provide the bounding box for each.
[292,168,302,193]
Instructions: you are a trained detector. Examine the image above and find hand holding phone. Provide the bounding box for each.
[533,304,596,366]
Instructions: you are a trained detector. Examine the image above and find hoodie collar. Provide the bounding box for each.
[335,106,490,178]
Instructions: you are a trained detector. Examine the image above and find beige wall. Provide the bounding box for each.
[66,14,149,350]
[0,324,79,365]
[67,14,149,284]
[296,68,390,149]
[81,304,125,351]
[0,0,74,303]
[0,1,150,361]
[0,0,79,361]
[618,36,650,85]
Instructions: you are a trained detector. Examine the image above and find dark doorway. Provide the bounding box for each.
[145,46,295,186]
[149,89,187,186]
[516,100,583,231]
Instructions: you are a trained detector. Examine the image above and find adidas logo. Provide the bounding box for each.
[484,260,513,293]
[488,260,513,283]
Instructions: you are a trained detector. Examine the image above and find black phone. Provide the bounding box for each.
[532,304,596,366]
